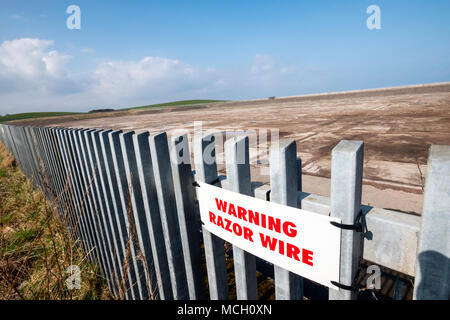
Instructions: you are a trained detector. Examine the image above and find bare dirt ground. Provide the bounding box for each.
[15,82,450,214]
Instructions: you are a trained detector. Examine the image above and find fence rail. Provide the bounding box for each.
[0,123,448,300]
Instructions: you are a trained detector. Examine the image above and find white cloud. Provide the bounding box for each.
[0,38,53,77]
[0,38,74,93]
[89,56,220,106]
[0,38,305,114]
[0,39,223,113]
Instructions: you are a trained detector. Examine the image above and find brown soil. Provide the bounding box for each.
[13,82,450,214]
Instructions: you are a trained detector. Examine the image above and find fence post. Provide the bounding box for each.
[34,128,52,202]
[111,131,148,299]
[225,136,258,300]
[29,126,41,186]
[47,127,67,218]
[0,125,6,148]
[83,129,117,287]
[134,132,173,300]
[119,131,159,299]
[60,129,91,256]
[77,129,115,287]
[2,125,12,155]
[7,126,21,168]
[91,129,129,295]
[101,130,137,299]
[194,133,228,300]
[23,127,36,181]
[329,140,364,300]
[169,133,208,299]
[43,127,66,214]
[4,125,15,155]
[85,129,121,295]
[413,145,450,300]
[67,129,99,265]
[78,128,113,281]
[55,128,80,240]
[52,128,77,233]
[23,127,40,189]
[17,127,32,179]
[37,128,55,198]
[28,127,43,189]
[0,125,7,150]
[51,127,74,226]
[270,139,304,300]
[150,132,189,300]
[9,125,20,163]
[4,125,14,155]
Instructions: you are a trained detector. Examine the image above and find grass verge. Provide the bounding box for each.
[0,142,110,300]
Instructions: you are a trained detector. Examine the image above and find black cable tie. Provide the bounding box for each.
[330,209,365,232]
[330,281,360,292]
[330,221,362,232]
[331,252,365,293]
[192,181,200,187]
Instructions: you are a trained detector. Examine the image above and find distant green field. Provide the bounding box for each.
[123,99,226,111]
[0,112,81,123]
[0,99,227,122]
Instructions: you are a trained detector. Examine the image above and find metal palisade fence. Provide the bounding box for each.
[0,123,448,300]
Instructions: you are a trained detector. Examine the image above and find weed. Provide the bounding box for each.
[0,142,110,300]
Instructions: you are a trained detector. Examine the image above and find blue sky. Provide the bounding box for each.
[0,0,449,113]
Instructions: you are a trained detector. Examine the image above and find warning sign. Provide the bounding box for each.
[196,182,342,289]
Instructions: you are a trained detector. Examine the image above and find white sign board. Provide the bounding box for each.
[196,182,342,290]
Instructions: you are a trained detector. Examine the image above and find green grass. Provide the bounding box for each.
[122,99,226,111]
[0,112,81,123]
[0,142,110,300]
[14,228,37,244]
[0,99,228,122]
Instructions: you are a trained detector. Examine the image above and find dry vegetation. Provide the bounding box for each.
[0,142,110,300]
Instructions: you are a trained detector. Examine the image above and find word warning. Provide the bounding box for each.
[196,182,342,289]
